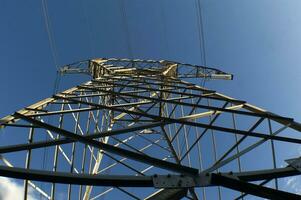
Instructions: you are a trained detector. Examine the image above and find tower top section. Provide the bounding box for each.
[59,58,233,80]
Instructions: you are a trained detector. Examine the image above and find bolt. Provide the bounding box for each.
[178,180,182,186]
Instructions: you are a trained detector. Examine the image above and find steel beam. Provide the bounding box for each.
[211,173,301,200]
[15,112,198,175]
[50,96,301,145]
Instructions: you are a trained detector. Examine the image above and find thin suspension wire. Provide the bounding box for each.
[40,0,61,192]
[160,0,171,59]
[195,0,207,67]
[119,0,134,59]
[80,0,96,58]
[41,1,61,190]
[41,0,59,70]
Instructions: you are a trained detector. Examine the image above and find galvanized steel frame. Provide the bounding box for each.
[0,58,301,199]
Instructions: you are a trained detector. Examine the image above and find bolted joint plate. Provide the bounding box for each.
[152,174,211,188]
[286,157,301,171]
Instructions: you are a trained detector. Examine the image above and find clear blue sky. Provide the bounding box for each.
[1,0,301,120]
[1,0,301,199]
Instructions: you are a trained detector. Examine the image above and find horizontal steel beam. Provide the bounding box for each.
[92,79,248,105]
[1,163,299,199]
[211,173,301,200]
[0,165,153,187]
[0,122,167,154]
[27,107,99,117]
[0,86,81,127]
[53,96,301,145]
[82,83,293,122]
[232,166,300,181]
[15,112,198,175]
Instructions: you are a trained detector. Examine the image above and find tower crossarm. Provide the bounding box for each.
[58,58,233,80]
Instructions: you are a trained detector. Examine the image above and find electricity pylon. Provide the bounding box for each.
[1,58,301,200]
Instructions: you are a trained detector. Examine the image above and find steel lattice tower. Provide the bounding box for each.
[1,58,301,200]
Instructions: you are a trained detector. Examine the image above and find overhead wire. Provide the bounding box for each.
[41,0,61,94]
[195,0,208,87]
[195,2,221,198]
[80,0,96,58]
[160,0,171,59]
[42,0,61,95]
[119,0,134,59]
[41,0,62,95]
[41,0,59,71]
[195,0,207,67]
[195,1,208,199]
[41,1,61,199]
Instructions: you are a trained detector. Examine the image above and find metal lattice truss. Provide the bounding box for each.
[59,58,233,80]
[0,58,301,200]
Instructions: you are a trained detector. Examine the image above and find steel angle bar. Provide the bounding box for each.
[211,92,301,132]
[180,102,229,161]
[80,84,293,121]
[97,138,165,175]
[0,86,80,127]
[14,112,198,175]
[0,155,51,199]
[233,179,271,200]
[0,165,153,187]
[211,173,301,200]
[3,124,40,128]
[0,122,167,154]
[98,75,215,94]
[168,96,205,145]
[183,122,301,144]
[27,107,99,117]
[144,188,188,200]
[91,80,248,105]
[93,78,215,95]
[213,118,264,166]
[204,124,290,173]
[231,166,300,182]
[53,95,301,145]
[64,89,150,99]
[25,107,49,113]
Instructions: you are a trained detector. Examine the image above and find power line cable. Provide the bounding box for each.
[195,2,220,198]
[160,0,171,59]
[41,0,61,95]
[41,0,59,70]
[80,0,96,58]
[119,0,134,59]
[195,0,209,87]
[41,2,62,199]
[195,0,207,67]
